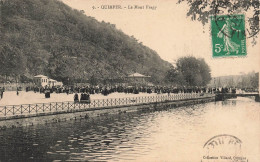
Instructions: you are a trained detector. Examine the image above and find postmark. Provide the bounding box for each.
[213,1,259,39]
[202,134,248,162]
[211,14,247,58]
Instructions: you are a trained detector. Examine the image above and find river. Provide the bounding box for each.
[0,97,259,161]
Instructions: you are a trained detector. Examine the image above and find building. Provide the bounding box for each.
[34,75,63,87]
[34,75,49,87]
[48,79,56,87]
[54,81,63,87]
[49,79,63,87]
[125,73,151,86]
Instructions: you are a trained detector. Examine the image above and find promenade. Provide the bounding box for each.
[0,91,179,106]
[0,91,214,117]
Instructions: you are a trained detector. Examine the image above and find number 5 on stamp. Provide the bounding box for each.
[211,15,247,58]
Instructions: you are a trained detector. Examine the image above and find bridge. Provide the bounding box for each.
[216,72,260,102]
[215,92,260,101]
[235,93,259,97]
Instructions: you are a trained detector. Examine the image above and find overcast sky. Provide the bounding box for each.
[62,0,260,77]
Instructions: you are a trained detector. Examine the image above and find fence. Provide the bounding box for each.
[0,93,214,117]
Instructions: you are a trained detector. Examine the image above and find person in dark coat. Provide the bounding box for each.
[74,93,79,102]
[86,93,91,104]
[80,93,84,101]
[103,88,108,96]
[0,88,3,99]
[45,89,50,98]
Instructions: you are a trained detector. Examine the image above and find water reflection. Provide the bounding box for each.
[0,97,259,161]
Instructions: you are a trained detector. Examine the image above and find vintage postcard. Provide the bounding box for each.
[0,0,259,161]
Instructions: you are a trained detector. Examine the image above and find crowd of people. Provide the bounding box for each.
[0,84,246,103]
[24,85,237,96]
[73,92,91,103]
[24,85,216,103]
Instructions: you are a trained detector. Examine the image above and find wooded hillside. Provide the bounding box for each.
[0,0,172,84]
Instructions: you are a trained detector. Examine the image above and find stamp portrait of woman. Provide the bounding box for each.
[217,20,240,55]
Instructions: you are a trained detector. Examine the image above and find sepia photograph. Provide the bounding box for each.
[0,0,259,161]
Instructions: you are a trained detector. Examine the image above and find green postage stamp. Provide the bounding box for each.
[211,14,247,58]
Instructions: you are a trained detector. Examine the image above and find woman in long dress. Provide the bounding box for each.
[217,20,240,55]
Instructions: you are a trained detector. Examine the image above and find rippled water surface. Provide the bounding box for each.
[0,97,259,161]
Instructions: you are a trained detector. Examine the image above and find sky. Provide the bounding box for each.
[62,0,260,77]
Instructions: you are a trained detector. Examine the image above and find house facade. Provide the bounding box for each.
[34,75,63,87]
[34,75,49,87]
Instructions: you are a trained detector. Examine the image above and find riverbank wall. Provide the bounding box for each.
[0,96,215,129]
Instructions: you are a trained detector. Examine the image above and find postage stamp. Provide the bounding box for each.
[211,15,247,58]
[202,134,248,162]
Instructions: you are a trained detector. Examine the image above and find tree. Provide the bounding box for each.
[165,67,186,86]
[0,44,26,78]
[89,75,98,86]
[178,0,259,45]
[250,72,259,89]
[165,56,211,87]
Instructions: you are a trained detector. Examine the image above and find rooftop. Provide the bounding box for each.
[34,75,48,78]
[127,73,151,78]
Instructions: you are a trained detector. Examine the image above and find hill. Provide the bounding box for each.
[0,0,172,85]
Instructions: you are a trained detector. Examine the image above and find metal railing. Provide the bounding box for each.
[0,93,214,117]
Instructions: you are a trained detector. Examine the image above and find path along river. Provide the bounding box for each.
[0,97,259,161]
